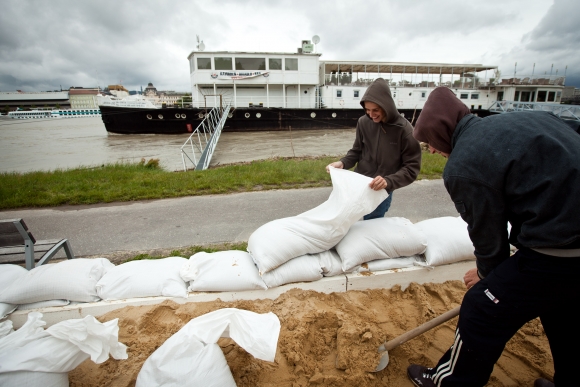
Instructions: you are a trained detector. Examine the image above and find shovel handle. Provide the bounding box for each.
[379,306,461,352]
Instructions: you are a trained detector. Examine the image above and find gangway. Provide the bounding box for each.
[180,101,232,171]
[488,101,580,122]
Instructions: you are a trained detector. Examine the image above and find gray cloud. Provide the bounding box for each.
[1,0,578,93]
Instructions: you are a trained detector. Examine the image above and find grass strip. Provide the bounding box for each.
[0,152,446,210]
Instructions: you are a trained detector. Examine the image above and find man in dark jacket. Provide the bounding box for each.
[409,87,580,387]
[326,78,421,219]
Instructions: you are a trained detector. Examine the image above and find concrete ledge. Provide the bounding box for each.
[347,260,475,291]
[7,261,474,329]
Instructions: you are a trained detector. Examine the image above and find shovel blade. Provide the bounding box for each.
[373,351,390,372]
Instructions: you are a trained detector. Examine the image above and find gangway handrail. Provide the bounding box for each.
[488,101,580,122]
[180,102,231,171]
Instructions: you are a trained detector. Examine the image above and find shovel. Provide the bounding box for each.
[373,305,461,372]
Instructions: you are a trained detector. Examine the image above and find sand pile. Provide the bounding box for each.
[69,280,553,386]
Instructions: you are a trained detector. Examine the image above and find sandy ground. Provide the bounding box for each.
[69,281,553,387]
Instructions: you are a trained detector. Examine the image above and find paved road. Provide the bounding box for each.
[0,179,457,258]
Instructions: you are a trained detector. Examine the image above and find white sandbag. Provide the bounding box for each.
[0,371,69,387]
[181,251,267,292]
[0,258,113,304]
[248,167,388,273]
[96,257,188,300]
[0,320,13,338]
[414,217,476,266]
[335,217,428,272]
[1,303,17,319]
[0,312,127,374]
[136,308,280,387]
[318,250,346,277]
[0,265,28,317]
[17,299,70,311]
[0,264,28,285]
[261,254,323,288]
[356,256,419,272]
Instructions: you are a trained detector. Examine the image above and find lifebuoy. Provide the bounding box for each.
[398,101,403,107]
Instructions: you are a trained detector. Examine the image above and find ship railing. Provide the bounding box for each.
[180,102,232,171]
[488,101,580,122]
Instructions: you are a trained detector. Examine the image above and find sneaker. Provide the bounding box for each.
[407,364,435,387]
[534,379,555,387]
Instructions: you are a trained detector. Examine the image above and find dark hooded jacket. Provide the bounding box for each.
[340,78,421,193]
[414,87,580,277]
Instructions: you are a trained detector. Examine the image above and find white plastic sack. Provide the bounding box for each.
[356,256,419,272]
[17,299,70,311]
[181,251,267,292]
[318,250,346,277]
[1,303,17,319]
[0,320,13,338]
[0,312,127,374]
[414,217,476,266]
[0,265,28,317]
[248,167,388,273]
[136,308,280,387]
[0,371,69,387]
[0,258,114,304]
[96,257,188,300]
[336,217,428,271]
[261,254,323,288]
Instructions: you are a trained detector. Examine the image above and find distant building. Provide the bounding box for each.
[142,82,189,107]
[107,85,129,98]
[68,87,100,109]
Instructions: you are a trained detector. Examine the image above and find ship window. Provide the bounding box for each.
[514,91,520,101]
[235,58,266,70]
[197,58,212,70]
[460,93,469,99]
[470,94,479,100]
[285,58,298,71]
[337,90,342,98]
[269,58,282,70]
[520,91,531,102]
[547,91,556,102]
[537,91,547,102]
[354,90,359,98]
[215,57,232,70]
[421,92,426,98]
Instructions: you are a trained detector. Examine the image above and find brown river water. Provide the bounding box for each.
[0,116,356,173]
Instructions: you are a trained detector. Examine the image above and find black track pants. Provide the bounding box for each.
[427,248,580,387]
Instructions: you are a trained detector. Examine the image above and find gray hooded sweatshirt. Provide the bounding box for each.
[340,78,421,192]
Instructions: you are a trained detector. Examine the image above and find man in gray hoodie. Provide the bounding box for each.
[326,78,421,219]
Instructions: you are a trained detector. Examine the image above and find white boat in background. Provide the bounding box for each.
[8,108,101,119]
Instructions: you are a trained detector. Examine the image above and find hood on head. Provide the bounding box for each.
[412,87,470,154]
[360,78,406,126]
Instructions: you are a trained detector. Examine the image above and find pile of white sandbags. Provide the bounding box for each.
[181,170,476,291]
[0,257,192,319]
[247,167,388,274]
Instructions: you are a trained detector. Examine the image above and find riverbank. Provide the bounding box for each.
[0,152,446,210]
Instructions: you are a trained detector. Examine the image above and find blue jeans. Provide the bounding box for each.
[363,193,392,220]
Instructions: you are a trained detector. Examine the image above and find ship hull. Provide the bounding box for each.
[100,105,491,134]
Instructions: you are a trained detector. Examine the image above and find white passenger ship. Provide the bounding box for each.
[100,39,568,134]
[8,108,101,119]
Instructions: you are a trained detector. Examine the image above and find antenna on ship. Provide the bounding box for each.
[312,35,320,53]
[196,35,205,51]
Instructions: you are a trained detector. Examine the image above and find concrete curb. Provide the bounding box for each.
[7,260,475,329]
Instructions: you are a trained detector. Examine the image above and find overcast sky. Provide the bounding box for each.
[1,0,578,92]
